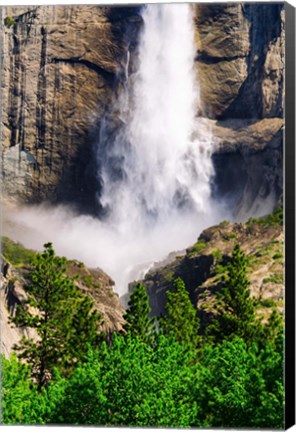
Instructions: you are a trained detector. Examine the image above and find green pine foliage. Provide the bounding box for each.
[2,334,283,428]
[160,277,200,349]
[206,244,258,343]
[260,308,283,352]
[45,334,198,427]
[123,282,156,344]
[11,243,103,389]
[2,239,284,429]
[195,337,284,429]
[1,355,46,424]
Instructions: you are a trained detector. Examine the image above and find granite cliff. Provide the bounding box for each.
[1,3,284,215]
[194,3,284,215]
[0,4,285,354]
[1,5,142,211]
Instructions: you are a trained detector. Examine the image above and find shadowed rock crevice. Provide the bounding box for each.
[195,53,245,64]
[51,57,117,86]
[36,26,47,150]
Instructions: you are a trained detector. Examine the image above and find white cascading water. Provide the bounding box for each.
[99,3,214,234]
[3,4,225,297]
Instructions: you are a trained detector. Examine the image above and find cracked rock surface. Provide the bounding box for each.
[1,4,284,214]
[1,5,141,209]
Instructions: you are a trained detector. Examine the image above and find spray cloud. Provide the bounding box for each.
[4,4,226,296]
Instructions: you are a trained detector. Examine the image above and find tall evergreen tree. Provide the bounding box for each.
[160,277,200,349]
[207,244,257,343]
[123,282,155,345]
[11,243,102,389]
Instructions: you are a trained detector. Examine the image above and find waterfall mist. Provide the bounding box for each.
[3,4,227,297]
[99,4,214,228]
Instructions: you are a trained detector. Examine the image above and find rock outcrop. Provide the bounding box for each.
[135,214,284,327]
[1,238,125,357]
[210,117,283,217]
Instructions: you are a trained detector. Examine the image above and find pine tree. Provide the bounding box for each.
[123,282,155,345]
[11,243,102,389]
[160,277,200,349]
[207,244,257,343]
[260,308,283,352]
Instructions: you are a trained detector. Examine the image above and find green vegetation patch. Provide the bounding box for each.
[247,206,283,228]
[257,298,277,308]
[4,16,16,27]
[79,274,101,289]
[165,272,175,282]
[224,232,237,241]
[248,254,260,267]
[212,263,227,282]
[219,220,230,227]
[255,243,276,259]
[2,237,35,267]
[273,252,283,260]
[263,273,283,285]
[81,274,94,288]
[212,249,222,260]
[189,239,207,256]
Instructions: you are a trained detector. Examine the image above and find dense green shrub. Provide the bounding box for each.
[47,334,198,427]
[4,16,16,27]
[189,239,206,255]
[195,338,284,429]
[1,355,47,424]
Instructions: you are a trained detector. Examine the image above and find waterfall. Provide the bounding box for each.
[4,4,224,297]
[98,3,214,234]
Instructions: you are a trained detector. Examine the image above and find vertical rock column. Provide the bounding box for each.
[1,6,141,209]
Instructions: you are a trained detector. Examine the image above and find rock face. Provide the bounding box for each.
[1,5,141,211]
[1,240,125,357]
[193,3,284,214]
[1,261,37,358]
[0,4,284,215]
[0,5,285,356]
[136,216,284,327]
[194,3,284,119]
[210,117,283,217]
